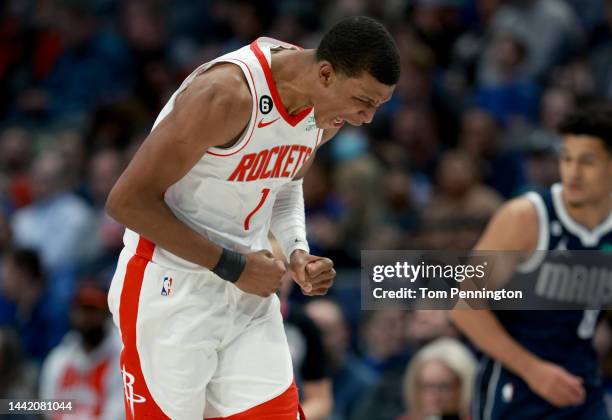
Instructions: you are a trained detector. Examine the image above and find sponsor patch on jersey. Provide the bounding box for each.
[304,115,316,132]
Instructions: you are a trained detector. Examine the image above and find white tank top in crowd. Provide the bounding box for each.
[123,38,323,271]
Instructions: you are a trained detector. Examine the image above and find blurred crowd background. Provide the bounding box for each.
[2,0,612,419]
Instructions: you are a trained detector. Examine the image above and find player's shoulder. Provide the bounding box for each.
[497,195,539,225]
[176,63,252,122]
[476,195,539,251]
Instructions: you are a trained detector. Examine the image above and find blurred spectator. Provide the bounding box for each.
[0,211,11,254]
[119,0,174,119]
[333,154,384,263]
[411,0,465,68]
[305,299,376,420]
[366,169,420,250]
[79,148,125,282]
[304,158,344,260]
[280,275,333,420]
[0,126,33,209]
[352,309,412,420]
[0,248,67,362]
[520,130,560,193]
[452,0,504,85]
[565,0,607,30]
[458,108,526,198]
[485,0,583,81]
[398,337,477,420]
[420,150,502,249]
[406,310,459,348]
[539,87,575,133]
[0,327,37,399]
[594,311,612,415]
[474,31,539,125]
[39,280,123,419]
[360,309,411,375]
[394,30,436,108]
[591,0,612,101]
[391,105,441,178]
[55,129,87,192]
[550,56,596,100]
[11,151,96,273]
[16,0,131,126]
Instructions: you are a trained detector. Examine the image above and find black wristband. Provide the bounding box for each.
[212,248,246,283]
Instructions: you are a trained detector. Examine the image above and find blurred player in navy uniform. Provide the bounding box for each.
[451,107,612,419]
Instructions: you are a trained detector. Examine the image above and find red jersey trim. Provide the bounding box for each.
[207,58,259,157]
[250,40,312,127]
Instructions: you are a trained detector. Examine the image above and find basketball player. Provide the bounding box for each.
[450,107,612,419]
[105,16,399,420]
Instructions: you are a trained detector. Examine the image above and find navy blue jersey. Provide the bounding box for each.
[475,183,612,420]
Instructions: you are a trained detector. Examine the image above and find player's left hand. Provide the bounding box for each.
[289,250,335,296]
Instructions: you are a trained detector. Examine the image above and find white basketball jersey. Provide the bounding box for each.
[123,38,323,271]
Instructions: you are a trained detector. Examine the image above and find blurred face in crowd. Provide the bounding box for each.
[437,151,478,198]
[460,109,498,158]
[0,256,20,301]
[477,0,502,24]
[55,7,95,48]
[89,150,123,207]
[71,288,109,350]
[559,136,612,207]
[0,213,10,253]
[305,300,349,367]
[29,153,67,202]
[0,255,40,303]
[363,309,407,360]
[312,67,394,129]
[407,310,458,347]
[0,127,31,174]
[392,106,439,170]
[416,360,462,418]
[540,89,574,132]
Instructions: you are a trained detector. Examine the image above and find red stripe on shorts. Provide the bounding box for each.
[206,381,303,420]
[119,236,169,419]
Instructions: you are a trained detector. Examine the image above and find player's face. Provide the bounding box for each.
[559,135,612,207]
[312,64,395,129]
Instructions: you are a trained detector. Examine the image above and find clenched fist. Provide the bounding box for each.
[235,250,286,297]
[288,250,335,296]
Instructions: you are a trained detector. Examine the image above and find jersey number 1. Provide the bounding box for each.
[244,188,271,231]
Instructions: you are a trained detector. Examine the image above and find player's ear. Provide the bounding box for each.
[318,62,336,87]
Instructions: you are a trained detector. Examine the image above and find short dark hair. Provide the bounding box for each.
[316,16,400,86]
[558,106,612,153]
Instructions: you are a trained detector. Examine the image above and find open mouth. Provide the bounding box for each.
[333,117,345,128]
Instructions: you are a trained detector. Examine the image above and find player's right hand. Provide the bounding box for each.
[524,360,586,407]
[234,250,285,297]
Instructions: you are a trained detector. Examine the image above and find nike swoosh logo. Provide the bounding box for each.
[257,117,280,128]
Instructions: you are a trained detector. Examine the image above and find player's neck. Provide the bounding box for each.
[269,49,316,116]
[562,192,612,230]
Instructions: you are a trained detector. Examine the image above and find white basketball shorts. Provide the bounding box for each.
[108,238,302,419]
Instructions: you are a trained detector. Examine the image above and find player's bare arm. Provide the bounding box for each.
[450,198,586,407]
[106,64,285,297]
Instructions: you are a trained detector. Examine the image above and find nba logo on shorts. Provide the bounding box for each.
[161,276,173,296]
